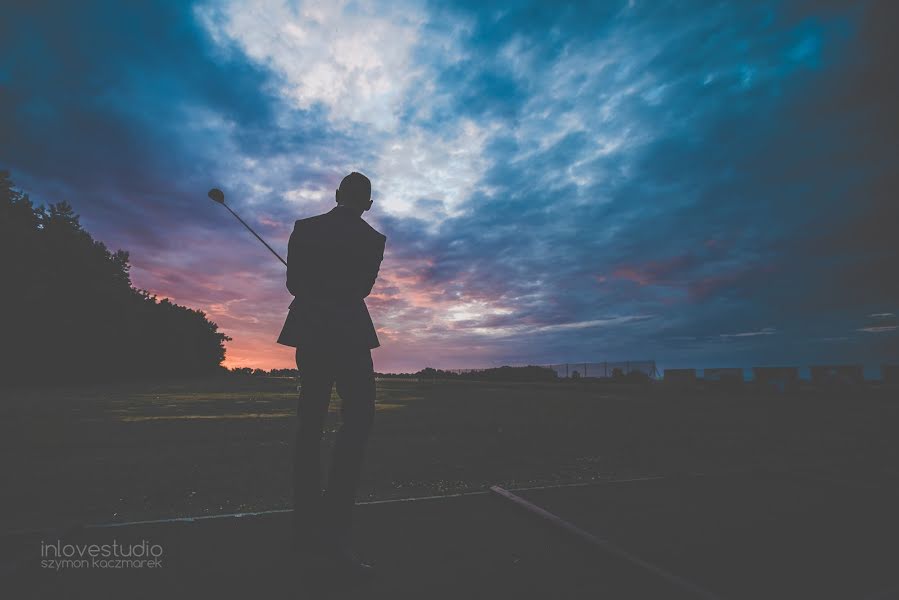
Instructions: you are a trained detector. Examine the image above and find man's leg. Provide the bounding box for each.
[323,348,376,550]
[292,346,335,548]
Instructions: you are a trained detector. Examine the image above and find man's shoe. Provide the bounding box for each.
[333,554,376,581]
[324,545,376,582]
[293,541,374,582]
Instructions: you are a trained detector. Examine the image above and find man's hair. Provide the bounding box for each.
[337,171,371,206]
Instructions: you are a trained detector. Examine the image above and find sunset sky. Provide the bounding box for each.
[2,1,896,373]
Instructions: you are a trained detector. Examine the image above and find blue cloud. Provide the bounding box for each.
[1,0,895,371]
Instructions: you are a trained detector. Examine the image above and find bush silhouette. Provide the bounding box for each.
[0,171,229,384]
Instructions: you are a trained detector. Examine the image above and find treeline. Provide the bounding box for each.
[0,172,229,384]
[379,365,559,382]
[231,365,651,383]
[379,366,651,383]
[230,367,298,377]
[229,365,560,382]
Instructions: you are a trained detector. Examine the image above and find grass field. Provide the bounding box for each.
[2,376,897,534]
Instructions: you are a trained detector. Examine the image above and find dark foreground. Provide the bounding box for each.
[2,376,898,534]
[2,377,898,598]
[5,472,898,599]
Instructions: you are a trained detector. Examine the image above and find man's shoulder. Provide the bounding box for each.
[291,211,385,244]
[294,213,327,228]
[290,213,329,237]
[360,218,387,244]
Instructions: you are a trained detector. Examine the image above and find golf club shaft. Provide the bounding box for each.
[222,203,288,267]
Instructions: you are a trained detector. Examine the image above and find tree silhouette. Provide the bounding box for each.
[0,171,230,384]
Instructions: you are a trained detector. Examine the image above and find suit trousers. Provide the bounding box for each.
[292,343,376,549]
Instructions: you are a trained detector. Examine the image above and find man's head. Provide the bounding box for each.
[335,171,373,213]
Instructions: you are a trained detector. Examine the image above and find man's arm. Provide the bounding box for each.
[359,235,386,299]
[285,222,310,297]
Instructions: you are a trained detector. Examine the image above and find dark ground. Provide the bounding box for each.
[4,472,898,599]
[2,377,898,598]
[1,377,898,534]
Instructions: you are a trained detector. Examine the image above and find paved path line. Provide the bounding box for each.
[4,476,677,536]
[7,470,786,537]
[489,485,723,600]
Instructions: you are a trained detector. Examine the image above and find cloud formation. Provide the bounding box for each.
[1,0,896,372]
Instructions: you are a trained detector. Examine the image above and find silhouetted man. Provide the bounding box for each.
[277,171,386,581]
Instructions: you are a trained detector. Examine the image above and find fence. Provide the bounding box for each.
[544,361,658,379]
[439,360,659,380]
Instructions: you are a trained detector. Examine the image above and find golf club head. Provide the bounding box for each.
[208,188,225,204]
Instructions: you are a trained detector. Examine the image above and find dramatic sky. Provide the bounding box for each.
[2,1,896,373]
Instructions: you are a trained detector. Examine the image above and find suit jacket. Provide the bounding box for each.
[277,205,386,350]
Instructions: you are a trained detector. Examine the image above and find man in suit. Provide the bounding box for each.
[277,171,386,580]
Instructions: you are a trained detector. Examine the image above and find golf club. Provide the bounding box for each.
[208,188,287,267]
